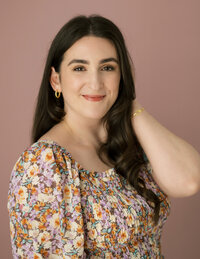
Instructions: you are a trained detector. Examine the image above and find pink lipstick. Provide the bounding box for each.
[82,95,105,102]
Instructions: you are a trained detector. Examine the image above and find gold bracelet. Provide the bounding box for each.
[132,107,145,117]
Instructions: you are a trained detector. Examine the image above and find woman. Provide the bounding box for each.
[7,14,200,258]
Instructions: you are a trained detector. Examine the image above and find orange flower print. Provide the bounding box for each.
[17,186,28,204]
[26,183,32,189]
[88,228,97,240]
[40,248,49,257]
[33,253,43,259]
[57,185,61,192]
[74,186,79,196]
[44,187,52,194]
[75,204,81,213]
[118,229,128,243]
[64,185,71,200]
[35,149,41,157]
[27,164,39,178]
[77,224,84,234]
[23,151,30,162]
[37,231,51,249]
[31,186,37,195]
[74,236,84,249]
[31,156,38,164]
[41,148,54,164]
[40,215,47,224]
[21,218,32,229]
[93,203,102,220]
[14,162,24,173]
[49,213,60,229]
[38,224,46,231]
[89,176,100,187]
[126,213,135,226]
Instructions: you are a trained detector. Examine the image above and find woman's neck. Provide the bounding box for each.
[61,115,107,148]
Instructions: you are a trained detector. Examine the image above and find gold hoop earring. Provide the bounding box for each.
[55,91,61,98]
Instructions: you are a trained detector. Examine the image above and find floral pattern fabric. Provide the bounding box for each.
[7,139,171,258]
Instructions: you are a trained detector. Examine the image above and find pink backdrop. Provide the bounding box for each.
[1,1,200,258]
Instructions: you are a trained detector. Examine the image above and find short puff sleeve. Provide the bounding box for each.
[7,142,85,259]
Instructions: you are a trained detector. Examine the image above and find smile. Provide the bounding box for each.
[82,95,105,102]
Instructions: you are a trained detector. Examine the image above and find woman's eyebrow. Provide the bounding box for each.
[67,57,119,66]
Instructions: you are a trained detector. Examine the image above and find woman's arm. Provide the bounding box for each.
[132,99,200,197]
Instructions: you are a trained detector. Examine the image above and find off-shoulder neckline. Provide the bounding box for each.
[36,139,116,176]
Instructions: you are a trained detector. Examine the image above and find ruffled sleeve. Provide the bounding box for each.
[7,141,85,259]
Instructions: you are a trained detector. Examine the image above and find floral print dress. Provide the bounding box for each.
[7,139,171,259]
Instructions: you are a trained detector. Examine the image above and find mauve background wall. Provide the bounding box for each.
[1,0,199,258]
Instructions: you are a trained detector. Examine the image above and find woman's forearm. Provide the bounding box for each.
[132,99,200,197]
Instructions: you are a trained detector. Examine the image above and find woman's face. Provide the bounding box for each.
[50,36,121,120]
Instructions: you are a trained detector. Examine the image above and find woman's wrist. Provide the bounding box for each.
[132,100,144,117]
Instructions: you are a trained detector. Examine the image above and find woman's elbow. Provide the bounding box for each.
[183,168,200,197]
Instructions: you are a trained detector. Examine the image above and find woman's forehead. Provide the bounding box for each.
[63,36,118,61]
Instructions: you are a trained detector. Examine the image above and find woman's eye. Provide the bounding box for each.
[73,66,85,71]
[102,66,115,71]
[73,66,115,72]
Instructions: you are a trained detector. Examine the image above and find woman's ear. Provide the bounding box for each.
[49,67,62,92]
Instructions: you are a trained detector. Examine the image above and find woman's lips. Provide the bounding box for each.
[82,95,105,102]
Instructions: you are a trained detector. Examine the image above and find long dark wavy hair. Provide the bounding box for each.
[31,14,161,224]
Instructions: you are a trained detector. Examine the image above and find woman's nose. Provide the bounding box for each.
[88,71,103,90]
